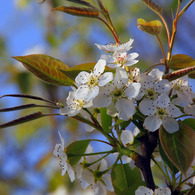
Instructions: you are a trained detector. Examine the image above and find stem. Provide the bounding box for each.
[135,131,159,190]
[90,139,113,146]
[167,0,181,61]
[159,14,171,45]
[144,62,164,73]
[83,108,117,146]
[156,35,169,73]
[151,156,171,183]
[68,149,116,157]
[176,174,195,188]
[178,0,195,19]
[97,17,119,43]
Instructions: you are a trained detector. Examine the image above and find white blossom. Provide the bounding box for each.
[93,68,141,120]
[135,186,171,195]
[171,75,194,105]
[53,132,75,182]
[75,59,113,101]
[140,93,183,133]
[136,69,171,101]
[60,91,92,117]
[184,104,195,116]
[96,39,139,68]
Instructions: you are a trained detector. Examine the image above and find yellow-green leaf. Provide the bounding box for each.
[13,54,74,86]
[159,121,195,175]
[52,6,99,18]
[168,54,195,78]
[137,18,163,35]
[59,62,113,80]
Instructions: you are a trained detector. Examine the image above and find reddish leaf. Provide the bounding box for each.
[0,112,44,129]
[13,54,74,86]
[159,121,195,175]
[168,54,195,78]
[52,6,99,18]
[163,66,195,81]
[142,0,162,15]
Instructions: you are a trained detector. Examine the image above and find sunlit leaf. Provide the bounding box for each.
[159,121,195,175]
[13,54,74,86]
[59,62,113,80]
[167,54,195,78]
[163,66,195,81]
[52,6,99,18]
[142,0,162,15]
[100,108,112,133]
[137,19,163,35]
[111,164,142,194]
[66,140,91,167]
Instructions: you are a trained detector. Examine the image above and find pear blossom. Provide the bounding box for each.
[96,38,134,53]
[140,93,183,133]
[135,186,171,195]
[96,39,139,68]
[53,132,75,182]
[75,59,113,101]
[171,75,195,105]
[184,104,195,115]
[93,68,141,120]
[136,69,171,101]
[60,91,92,117]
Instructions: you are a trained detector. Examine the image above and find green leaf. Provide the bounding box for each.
[168,54,195,78]
[52,6,99,18]
[137,19,163,35]
[13,54,74,86]
[0,112,45,129]
[111,164,142,194]
[120,181,146,195]
[182,118,195,130]
[159,143,179,175]
[66,140,91,167]
[159,121,195,175]
[100,108,112,133]
[59,62,113,80]
[163,66,195,81]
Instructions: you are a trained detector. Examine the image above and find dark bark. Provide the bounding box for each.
[135,131,159,190]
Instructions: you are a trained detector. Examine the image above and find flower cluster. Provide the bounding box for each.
[55,39,195,194]
[60,39,194,134]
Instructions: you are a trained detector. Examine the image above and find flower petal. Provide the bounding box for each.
[115,99,135,120]
[75,85,90,100]
[94,182,107,195]
[67,164,75,182]
[93,59,106,76]
[154,79,171,94]
[139,99,156,116]
[125,83,141,99]
[75,71,90,84]
[102,174,114,192]
[166,104,182,117]
[85,85,99,101]
[148,68,164,80]
[113,68,128,89]
[184,104,195,115]
[154,93,170,108]
[162,117,179,133]
[143,116,162,131]
[98,72,113,86]
[135,186,153,195]
[121,130,134,146]
[154,187,171,195]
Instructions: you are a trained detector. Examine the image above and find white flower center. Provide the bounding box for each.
[116,53,127,65]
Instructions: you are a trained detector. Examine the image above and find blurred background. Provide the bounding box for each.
[0,0,194,194]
